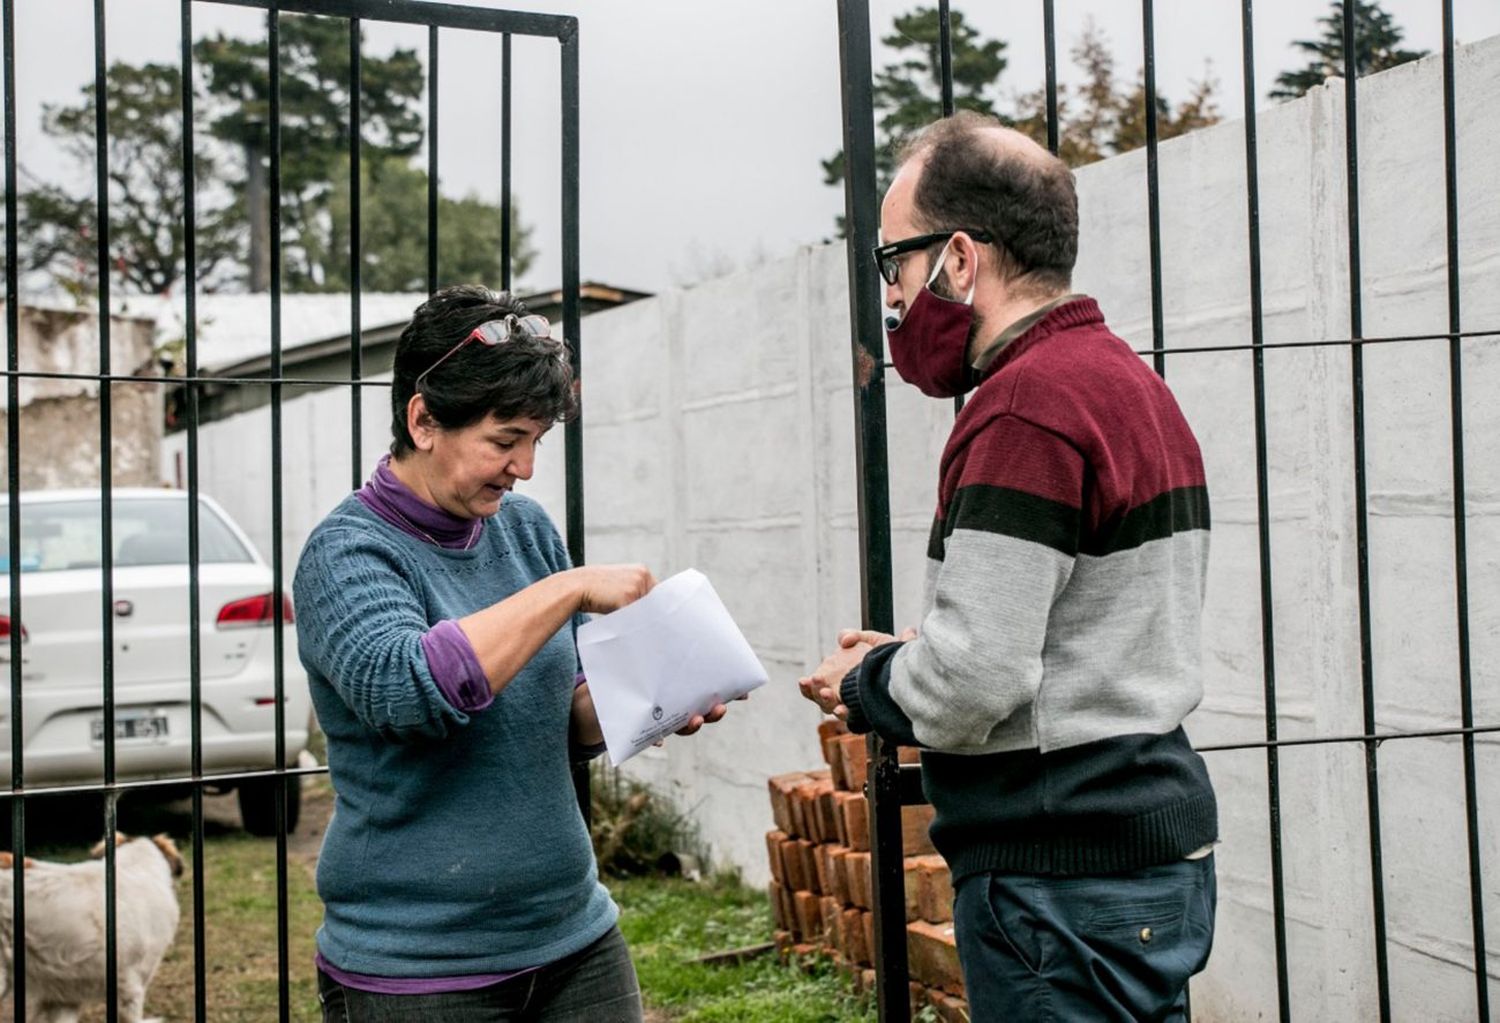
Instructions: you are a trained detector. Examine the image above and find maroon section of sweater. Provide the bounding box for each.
[936,297,1207,542]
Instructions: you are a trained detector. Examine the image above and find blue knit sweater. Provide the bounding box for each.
[293,493,616,977]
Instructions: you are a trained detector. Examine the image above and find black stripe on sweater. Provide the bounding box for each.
[929,485,1081,561]
[921,727,1219,878]
[1081,485,1210,558]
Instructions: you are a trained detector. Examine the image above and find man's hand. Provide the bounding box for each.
[799,628,916,719]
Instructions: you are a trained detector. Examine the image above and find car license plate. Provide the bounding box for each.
[90,713,170,744]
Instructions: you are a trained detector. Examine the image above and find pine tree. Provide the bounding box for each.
[821,6,1008,232]
[1270,0,1427,101]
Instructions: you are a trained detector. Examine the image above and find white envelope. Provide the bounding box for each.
[577,569,766,766]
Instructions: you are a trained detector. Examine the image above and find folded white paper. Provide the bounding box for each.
[577,569,766,766]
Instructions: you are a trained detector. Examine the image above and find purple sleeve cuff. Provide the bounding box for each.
[420,620,494,714]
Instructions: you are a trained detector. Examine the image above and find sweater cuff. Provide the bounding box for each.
[840,666,873,734]
[570,739,609,766]
[420,620,494,714]
[842,641,922,747]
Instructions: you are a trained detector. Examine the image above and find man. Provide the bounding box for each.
[800,111,1218,1021]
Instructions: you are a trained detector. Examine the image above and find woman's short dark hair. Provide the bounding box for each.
[390,285,577,457]
[899,111,1078,296]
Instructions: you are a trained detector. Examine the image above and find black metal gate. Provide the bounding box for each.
[2,1,584,1019]
[835,1,1495,1021]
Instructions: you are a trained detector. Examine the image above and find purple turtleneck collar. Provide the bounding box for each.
[356,454,485,550]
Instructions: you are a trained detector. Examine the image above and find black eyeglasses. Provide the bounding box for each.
[871,229,993,286]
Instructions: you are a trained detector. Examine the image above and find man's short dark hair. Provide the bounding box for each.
[390,285,577,457]
[898,111,1078,296]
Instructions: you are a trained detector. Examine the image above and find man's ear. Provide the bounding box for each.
[406,394,436,452]
[950,231,984,294]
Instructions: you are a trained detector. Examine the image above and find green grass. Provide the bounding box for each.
[611,875,876,1023]
[12,785,868,1022]
[147,833,324,1023]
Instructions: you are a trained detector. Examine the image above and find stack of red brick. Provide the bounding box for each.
[765,720,968,1022]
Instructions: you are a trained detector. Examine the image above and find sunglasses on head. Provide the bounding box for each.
[415,314,556,391]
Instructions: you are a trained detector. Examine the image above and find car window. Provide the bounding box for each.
[0,498,253,572]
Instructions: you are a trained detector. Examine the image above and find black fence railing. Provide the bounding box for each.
[834,1,1494,1021]
[1,2,584,1021]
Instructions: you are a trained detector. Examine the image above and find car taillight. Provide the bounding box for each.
[0,615,26,642]
[216,593,294,629]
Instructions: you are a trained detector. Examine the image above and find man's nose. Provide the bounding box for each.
[883,277,904,316]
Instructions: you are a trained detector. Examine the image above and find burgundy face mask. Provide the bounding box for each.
[885,238,977,399]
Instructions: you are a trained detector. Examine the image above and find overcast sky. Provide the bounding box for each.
[8,0,1498,295]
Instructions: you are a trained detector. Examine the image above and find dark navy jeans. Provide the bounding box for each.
[316,926,643,1023]
[953,854,1216,1022]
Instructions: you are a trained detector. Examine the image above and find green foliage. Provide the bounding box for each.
[17,61,240,297]
[194,14,427,290]
[612,875,877,1022]
[18,12,532,297]
[822,6,1008,231]
[1011,20,1220,167]
[823,8,1223,229]
[315,154,535,292]
[1271,0,1428,100]
[590,762,709,878]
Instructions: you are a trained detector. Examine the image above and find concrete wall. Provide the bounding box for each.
[0,306,161,489]
[164,35,1500,1020]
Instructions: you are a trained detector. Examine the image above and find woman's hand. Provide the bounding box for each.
[570,564,656,614]
[675,702,729,737]
[460,563,655,697]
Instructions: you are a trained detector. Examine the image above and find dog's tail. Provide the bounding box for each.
[88,831,130,859]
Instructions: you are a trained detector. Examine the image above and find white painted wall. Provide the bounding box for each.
[164,35,1500,1020]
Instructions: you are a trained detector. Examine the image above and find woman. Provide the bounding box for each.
[294,285,723,1022]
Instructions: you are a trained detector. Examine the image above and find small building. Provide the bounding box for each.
[0,303,163,490]
[152,283,650,430]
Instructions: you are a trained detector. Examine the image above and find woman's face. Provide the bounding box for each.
[423,412,551,520]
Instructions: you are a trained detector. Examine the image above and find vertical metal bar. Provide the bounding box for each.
[867,735,908,1023]
[559,19,589,825]
[1440,3,1487,1018]
[837,2,906,1020]
[938,1,962,417]
[937,2,963,420]
[561,22,582,573]
[267,8,290,1021]
[1240,3,1291,1018]
[1042,0,1058,156]
[936,0,953,116]
[1341,4,1390,1019]
[2,2,27,1017]
[1141,0,1165,379]
[91,2,121,1017]
[349,17,362,489]
[427,24,438,296]
[500,32,511,292]
[838,0,892,640]
[179,4,208,1019]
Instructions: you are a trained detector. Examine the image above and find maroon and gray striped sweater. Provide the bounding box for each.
[841,297,1218,879]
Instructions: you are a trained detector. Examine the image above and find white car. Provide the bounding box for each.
[0,489,311,835]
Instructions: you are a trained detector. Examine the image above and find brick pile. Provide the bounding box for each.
[765,720,968,1022]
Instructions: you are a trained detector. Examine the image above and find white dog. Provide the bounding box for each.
[0,833,183,1023]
